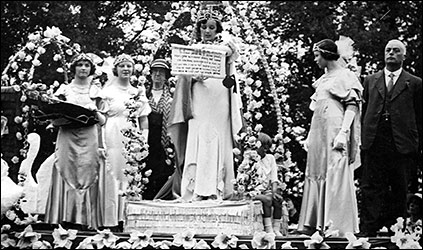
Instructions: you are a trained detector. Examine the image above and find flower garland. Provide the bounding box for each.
[1,26,80,179]
[120,91,151,200]
[232,126,266,199]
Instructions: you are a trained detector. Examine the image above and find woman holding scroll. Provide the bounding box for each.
[162,10,243,202]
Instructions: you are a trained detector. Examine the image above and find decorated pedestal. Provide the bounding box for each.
[124,200,264,235]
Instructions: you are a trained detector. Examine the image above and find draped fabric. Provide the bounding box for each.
[155,38,243,200]
[298,68,362,236]
[100,84,151,225]
[45,83,105,229]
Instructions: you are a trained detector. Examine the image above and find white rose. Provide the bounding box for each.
[53,54,62,61]
[26,42,36,50]
[32,59,42,67]
[37,47,46,55]
[134,63,143,72]
[17,51,26,59]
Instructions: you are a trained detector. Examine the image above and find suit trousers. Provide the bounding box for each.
[360,118,413,233]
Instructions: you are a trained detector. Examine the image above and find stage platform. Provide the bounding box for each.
[8,199,399,248]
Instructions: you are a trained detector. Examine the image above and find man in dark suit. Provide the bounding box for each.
[358,39,422,236]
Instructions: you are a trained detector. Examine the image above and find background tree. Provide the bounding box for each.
[1,1,421,198]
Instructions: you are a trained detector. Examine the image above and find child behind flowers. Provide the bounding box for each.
[253,132,284,236]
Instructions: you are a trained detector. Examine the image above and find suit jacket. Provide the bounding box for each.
[361,69,422,154]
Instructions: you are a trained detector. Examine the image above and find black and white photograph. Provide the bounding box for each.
[1,1,421,249]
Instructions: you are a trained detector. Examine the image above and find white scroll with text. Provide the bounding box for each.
[171,44,226,79]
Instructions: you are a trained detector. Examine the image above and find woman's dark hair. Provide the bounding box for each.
[258,132,272,151]
[69,57,96,76]
[195,19,223,42]
[314,39,340,61]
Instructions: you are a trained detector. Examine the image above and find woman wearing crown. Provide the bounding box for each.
[100,54,151,228]
[165,10,243,201]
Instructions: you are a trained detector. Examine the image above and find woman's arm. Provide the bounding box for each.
[333,104,358,150]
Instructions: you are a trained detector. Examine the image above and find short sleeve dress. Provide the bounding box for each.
[44,82,105,229]
[100,84,151,226]
[298,68,363,236]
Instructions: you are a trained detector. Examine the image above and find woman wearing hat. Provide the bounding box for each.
[167,9,243,201]
[138,58,175,200]
[297,39,362,236]
[100,53,151,228]
[44,53,106,230]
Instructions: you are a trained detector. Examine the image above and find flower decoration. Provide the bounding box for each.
[128,229,154,249]
[15,225,41,249]
[172,229,197,249]
[91,229,120,249]
[232,126,266,199]
[52,224,77,249]
[390,217,422,249]
[211,232,239,249]
[194,239,211,249]
[344,232,371,249]
[1,233,17,248]
[115,241,132,249]
[32,240,53,249]
[251,231,276,249]
[1,26,80,181]
[303,231,331,249]
[75,236,96,249]
[121,91,151,200]
[302,220,339,249]
[281,241,298,249]
[152,240,173,249]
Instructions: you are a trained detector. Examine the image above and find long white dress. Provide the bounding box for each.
[298,68,362,236]
[180,41,242,201]
[100,84,151,226]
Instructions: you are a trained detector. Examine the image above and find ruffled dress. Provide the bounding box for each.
[298,68,363,236]
[100,84,151,226]
[44,82,105,229]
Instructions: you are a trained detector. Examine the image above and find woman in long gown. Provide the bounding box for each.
[297,39,362,236]
[44,53,106,230]
[167,10,243,201]
[100,54,151,227]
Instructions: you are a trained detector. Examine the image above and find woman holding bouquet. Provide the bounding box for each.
[100,54,151,228]
[165,9,243,201]
[45,53,107,230]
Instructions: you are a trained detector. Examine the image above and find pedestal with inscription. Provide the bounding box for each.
[124,200,264,235]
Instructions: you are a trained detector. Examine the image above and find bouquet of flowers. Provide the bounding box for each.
[390,217,422,249]
[232,126,268,200]
[120,91,151,200]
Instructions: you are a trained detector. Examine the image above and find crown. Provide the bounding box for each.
[71,53,94,66]
[113,53,135,67]
[197,9,223,22]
